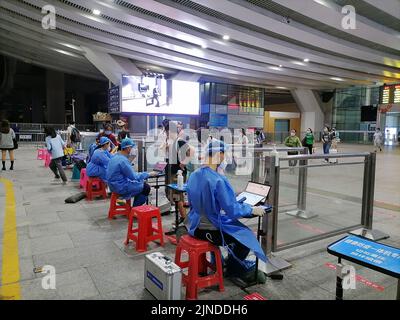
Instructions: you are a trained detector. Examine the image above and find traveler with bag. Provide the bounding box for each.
[0,120,16,170]
[67,121,81,150]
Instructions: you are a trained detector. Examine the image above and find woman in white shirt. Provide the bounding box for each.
[0,120,16,170]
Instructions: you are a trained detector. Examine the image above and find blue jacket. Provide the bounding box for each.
[46,135,65,159]
[86,148,113,182]
[186,166,267,262]
[106,153,149,199]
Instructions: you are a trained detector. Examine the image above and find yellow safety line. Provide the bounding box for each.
[0,178,20,300]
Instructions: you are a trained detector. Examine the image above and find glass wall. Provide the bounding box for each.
[332,86,380,143]
[200,82,265,129]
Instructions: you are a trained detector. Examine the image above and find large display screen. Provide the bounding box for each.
[121,75,200,115]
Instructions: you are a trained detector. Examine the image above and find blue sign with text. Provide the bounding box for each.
[328,235,400,276]
[108,85,120,114]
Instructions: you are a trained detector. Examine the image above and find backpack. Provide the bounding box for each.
[70,127,81,143]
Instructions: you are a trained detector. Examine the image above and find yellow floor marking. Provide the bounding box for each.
[0,178,21,300]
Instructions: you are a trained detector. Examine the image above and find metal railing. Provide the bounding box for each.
[10,122,95,132]
[250,151,388,274]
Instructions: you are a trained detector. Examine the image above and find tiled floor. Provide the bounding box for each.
[0,143,398,300]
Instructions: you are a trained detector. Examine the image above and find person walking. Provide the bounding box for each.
[284,129,302,170]
[302,128,315,155]
[67,121,81,151]
[373,128,383,152]
[45,127,68,184]
[0,120,16,170]
[321,126,332,163]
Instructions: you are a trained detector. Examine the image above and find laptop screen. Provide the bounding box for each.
[153,161,167,172]
[246,182,271,198]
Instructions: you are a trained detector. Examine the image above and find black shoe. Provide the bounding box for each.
[2,168,5,171]
[9,167,13,170]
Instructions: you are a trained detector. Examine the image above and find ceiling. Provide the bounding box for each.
[0,0,399,90]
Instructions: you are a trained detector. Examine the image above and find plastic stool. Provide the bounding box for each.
[175,235,224,300]
[37,148,46,160]
[79,168,88,190]
[86,177,107,201]
[44,151,52,167]
[125,205,164,252]
[108,193,131,219]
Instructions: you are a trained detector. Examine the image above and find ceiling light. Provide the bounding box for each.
[276,86,288,89]
[52,49,79,57]
[279,65,283,68]
[201,44,207,49]
[303,58,309,62]
[269,66,282,71]
[222,35,230,40]
[93,9,101,16]
[330,77,344,81]
[292,61,305,66]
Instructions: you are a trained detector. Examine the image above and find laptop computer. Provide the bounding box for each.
[236,182,271,206]
[153,161,167,173]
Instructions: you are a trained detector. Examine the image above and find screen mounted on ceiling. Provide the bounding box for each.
[121,75,200,116]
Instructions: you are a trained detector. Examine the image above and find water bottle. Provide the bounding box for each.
[177,170,184,189]
[271,144,280,166]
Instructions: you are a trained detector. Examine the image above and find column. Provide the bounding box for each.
[46,70,65,123]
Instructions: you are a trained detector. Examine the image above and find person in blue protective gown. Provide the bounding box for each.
[185,139,267,281]
[86,137,100,163]
[106,138,158,206]
[86,137,114,183]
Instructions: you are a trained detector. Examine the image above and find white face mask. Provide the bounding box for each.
[307,130,311,134]
[290,132,295,136]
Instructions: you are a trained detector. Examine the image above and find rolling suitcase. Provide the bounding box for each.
[144,252,182,300]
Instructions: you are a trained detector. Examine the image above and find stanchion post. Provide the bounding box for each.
[350,152,389,240]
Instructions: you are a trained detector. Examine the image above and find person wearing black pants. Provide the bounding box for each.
[49,157,68,182]
[194,229,250,261]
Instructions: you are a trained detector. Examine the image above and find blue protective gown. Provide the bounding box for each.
[186,166,267,262]
[106,153,150,200]
[86,148,113,182]
[87,143,98,163]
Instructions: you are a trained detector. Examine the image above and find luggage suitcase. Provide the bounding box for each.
[144,252,182,300]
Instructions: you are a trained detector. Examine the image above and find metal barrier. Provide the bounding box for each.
[250,151,389,275]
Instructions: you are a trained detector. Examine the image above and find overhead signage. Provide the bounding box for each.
[379,84,400,104]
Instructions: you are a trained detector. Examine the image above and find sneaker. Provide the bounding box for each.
[62,181,68,185]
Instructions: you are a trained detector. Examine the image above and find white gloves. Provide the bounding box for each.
[149,171,159,177]
[252,206,265,217]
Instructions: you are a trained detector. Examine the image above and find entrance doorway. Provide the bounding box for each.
[275,119,290,143]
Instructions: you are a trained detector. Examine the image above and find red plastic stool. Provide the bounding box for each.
[37,148,46,160]
[175,235,224,300]
[108,193,131,219]
[44,151,52,167]
[80,168,88,190]
[86,177,107,201]
[125,205,164,252]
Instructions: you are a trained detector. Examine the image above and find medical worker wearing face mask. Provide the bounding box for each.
[185,140,267,280]
[98,123,119,148]
[86,137,115,183]
[106,138,158,206]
